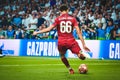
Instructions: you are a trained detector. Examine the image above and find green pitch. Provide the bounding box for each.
[0,56,120,80]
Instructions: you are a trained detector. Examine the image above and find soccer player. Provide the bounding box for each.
[33,4,90,74]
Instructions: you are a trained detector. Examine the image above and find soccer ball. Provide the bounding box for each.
[78,64,88,74]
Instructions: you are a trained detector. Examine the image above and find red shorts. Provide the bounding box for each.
[58,38,81,54]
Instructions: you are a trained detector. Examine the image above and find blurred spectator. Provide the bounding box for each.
[0,0,119,40]
[69,2,76,13]
[89,23,96,40]
[96,23,106,40]
[111,10,117,22]
[37,13,46,28]
[41,24,49,39]
[72,9,81,26]
[45,0,50,8]
[105,21,114,40]
[48,12,56,26]
[48,28,57,39]
[11,14,22,28]
[42,8,52,26]
[6,25,16,39]
[50,0,56,7]
[35,26,44,39]
[26,12,38,39]
[82,24,90,40]
[0,25,6,39]
[0,8,5,16]
[28,12,38,30]
[105,14,113,25]
[15,28,24,39]
[97,13,106,30]
[88,11,94,21]
[84,14,91,27]
[110,24,120,40]
[92,14,98,26]
[114,14,120,25]
[22,13,30,29]
[1,16,9,28]
[36,24,49,39]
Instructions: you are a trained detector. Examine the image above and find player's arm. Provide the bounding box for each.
[116,33,120,37]
[75,26,85,46]
[33,25,54,35]
[75,26,90,51]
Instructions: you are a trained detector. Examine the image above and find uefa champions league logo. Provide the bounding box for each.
[0,42,14,55]
[0,42,4,50]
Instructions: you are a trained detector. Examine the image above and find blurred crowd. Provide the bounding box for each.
[0,0,120,40]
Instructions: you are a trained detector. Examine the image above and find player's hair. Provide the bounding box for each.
[60,4,68,12]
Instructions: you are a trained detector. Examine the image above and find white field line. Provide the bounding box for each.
[0,63,120,67]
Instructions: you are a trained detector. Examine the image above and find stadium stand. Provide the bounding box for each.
[0,0,120,40]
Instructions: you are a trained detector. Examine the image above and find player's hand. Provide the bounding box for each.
[33,31,38,36]
[83,45,90,52]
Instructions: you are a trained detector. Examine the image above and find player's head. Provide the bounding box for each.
[60,4,68,12]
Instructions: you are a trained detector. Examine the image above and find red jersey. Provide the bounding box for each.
[52,13,78,39]
[52,13,81,54]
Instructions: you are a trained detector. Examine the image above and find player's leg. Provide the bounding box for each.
[60,52,70,68]
[69,41,86,60]
[58,43,74,74]
[59,51,74,74]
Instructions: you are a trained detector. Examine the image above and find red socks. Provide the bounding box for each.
[61,57,70,68]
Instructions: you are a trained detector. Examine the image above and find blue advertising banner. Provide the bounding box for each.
[19,40,59,57]
[0,40,20,56]
[99,40,120,59]
[0,39,120,59]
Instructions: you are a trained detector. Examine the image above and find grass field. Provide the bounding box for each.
[0,56,120,80]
